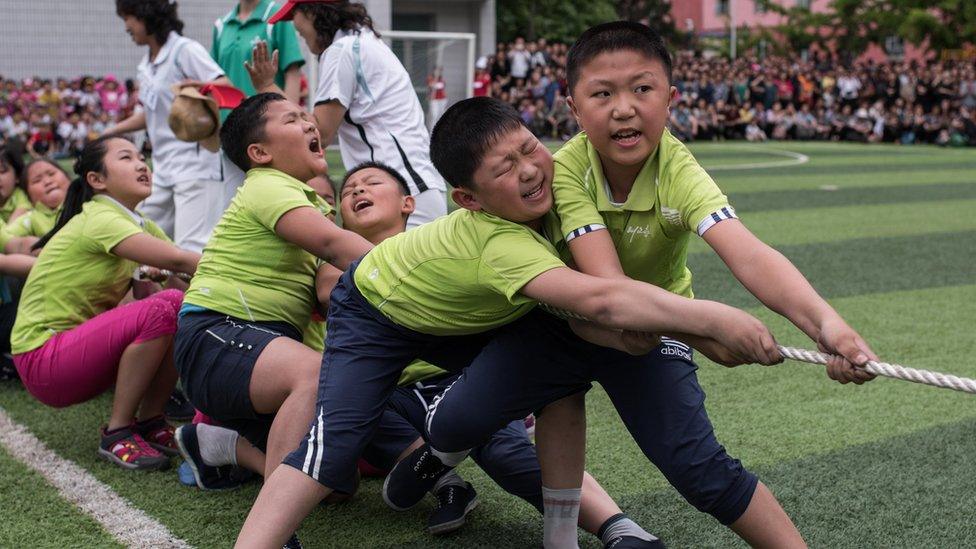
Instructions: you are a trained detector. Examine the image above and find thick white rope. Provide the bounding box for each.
[778,346,976,395]
[134,266,192,282]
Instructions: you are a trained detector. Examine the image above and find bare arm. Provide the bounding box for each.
[313,100,346,150]
[521,266,781,365]
[111,233,201,275]
[273,206,372,271]
[104,111,147,136]
[703,219,877,382]
[283,64,303,105]
[5,237,39,255]
[0,253,36,278]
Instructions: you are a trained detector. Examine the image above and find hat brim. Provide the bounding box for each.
[268,2,299,24]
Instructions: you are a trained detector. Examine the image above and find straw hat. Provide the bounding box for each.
[168,84,245,152]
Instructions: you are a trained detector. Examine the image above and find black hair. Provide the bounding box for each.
[33,136,122,251]
[220,93,287,173]
[566,21,672,94]
[0,145,25,192]
[341,161,409,196]
[115,0,185,44]
[296,1,378,51]
[430,97,525,189]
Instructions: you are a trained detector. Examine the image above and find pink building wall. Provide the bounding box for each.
[670,0,932,63]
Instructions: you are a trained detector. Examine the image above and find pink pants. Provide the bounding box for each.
[14,290,183,408]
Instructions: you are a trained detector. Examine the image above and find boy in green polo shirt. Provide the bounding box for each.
[235,97,782,548]
[536,21,878,546]
[174,92,373,485]
[211,0,305,103]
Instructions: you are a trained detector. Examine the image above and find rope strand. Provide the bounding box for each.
[777,346,976,395]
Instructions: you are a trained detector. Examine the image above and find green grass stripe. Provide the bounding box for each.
[688,230,976,309]
[609,416,976,547]
[713,167,976,194]
[711,158,976,179]
[0,445,122,548]
[687,199,976,252]
[728,181,976,213]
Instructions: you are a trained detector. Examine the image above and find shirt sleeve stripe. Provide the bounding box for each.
[696,206,737,236]
[564,224,607,242]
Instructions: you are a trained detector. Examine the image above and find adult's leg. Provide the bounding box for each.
[593,340,804,547]
[172,178,225,253]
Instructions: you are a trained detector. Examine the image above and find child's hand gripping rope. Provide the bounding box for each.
[134,265,191,283]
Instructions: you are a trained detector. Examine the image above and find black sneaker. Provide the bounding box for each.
[0,353,19,381]
[174,424,243,491]
[427,481,478,535]
[165,388,195,421]
[283,533,303,549]
[382,443,453,511]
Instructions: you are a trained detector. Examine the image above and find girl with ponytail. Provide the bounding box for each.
[10,135,201,471]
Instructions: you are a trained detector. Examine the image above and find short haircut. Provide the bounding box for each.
[430,97,524,189]
[342,161,410,195]
[220,93,286,173]
[567,21,672,94]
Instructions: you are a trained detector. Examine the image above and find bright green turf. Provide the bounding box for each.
[9,142,976,548]
[0,445,121,548]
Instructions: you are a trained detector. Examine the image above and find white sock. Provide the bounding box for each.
[599,514,657,545]
[430,447,469,467]
[195,423,239,467]
[542,486,581,549]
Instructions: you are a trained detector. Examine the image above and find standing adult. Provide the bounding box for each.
[211,0,306,104]
[107,0,232,253]
[250,0,447,228]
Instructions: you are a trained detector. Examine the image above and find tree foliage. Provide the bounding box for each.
[768,0,976,57]
[496,0,617,43]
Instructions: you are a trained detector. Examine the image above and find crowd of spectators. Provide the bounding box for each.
[0,75,140,158]
[478,38,976,146]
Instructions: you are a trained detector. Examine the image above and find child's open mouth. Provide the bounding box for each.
[137,174,150,185]
[611,129,642,147]
[308,137,322,155]
[352,198,373,212]
[521,182,544,200]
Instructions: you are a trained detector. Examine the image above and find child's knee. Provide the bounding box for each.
[662,453,757,524]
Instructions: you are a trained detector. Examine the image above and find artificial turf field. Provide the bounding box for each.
[3,141,976,548]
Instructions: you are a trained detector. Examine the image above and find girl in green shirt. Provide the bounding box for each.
[0,146,30,224]
[11,136,201,471]
[2,158,71,254]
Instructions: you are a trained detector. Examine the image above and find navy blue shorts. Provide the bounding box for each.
[389,373,545,511]
[425,310,759,526]
[175,311,299,450]
[283,261,496,493]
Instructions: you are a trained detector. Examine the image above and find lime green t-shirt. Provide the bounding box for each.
[354,208,565,336]
[551,129,734,297]
[0,202,61,248]
[184,168,334,332]
[11,196,169,354]
[0,187,31,224]
[211,0,306,99]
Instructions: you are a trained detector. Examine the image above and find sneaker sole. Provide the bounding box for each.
[97,447,169,471]
[149,442,181,458]
[427,497,479,535]
[381,469,415,511]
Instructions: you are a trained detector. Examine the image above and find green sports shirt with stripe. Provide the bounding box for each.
[550,128,735,297]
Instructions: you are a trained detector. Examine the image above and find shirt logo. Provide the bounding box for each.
[368,268,379,280]
[624,225,652,243]
[661,206,682,226]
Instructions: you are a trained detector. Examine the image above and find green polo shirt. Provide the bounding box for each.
[551,129,734,298]
[184,168,334,333]
[0,188,31,224]
[211,0,305,98]
[12,196,169,354]
[0,202,61,248]
[354,208,565,336]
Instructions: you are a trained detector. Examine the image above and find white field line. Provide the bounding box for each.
[0,407,191,548]
[706,146,810,171]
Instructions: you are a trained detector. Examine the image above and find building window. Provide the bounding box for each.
[716,0,729,16]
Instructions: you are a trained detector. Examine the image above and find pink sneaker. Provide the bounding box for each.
[99,425,170,471]
[136,415,179,457]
